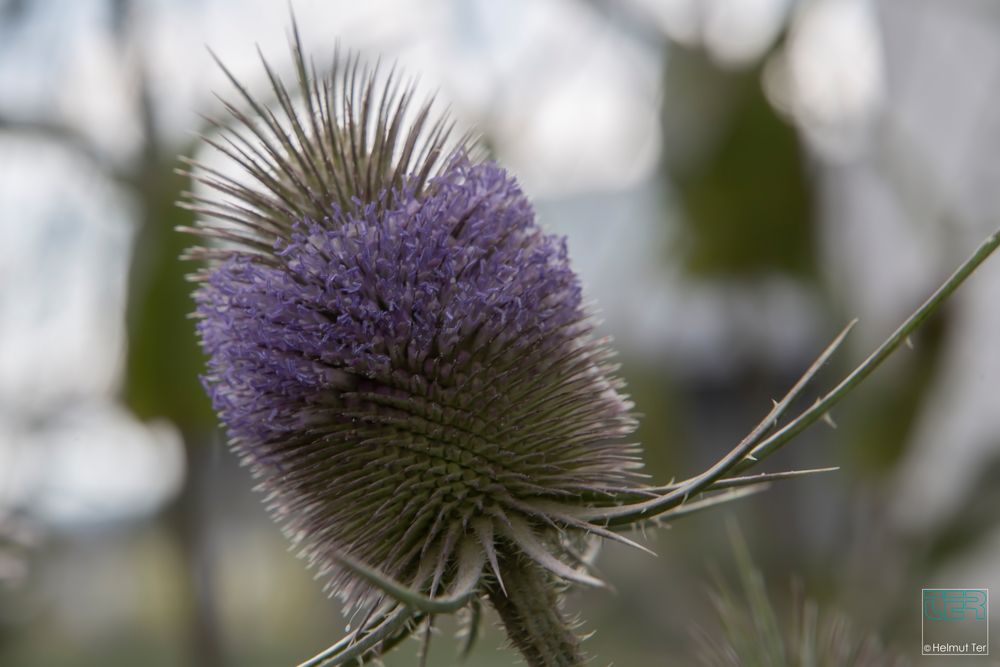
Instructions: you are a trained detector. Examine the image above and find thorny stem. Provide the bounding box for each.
[731,229,1000,471]
[487,558,587,667]
[577,229,1000,526]
[572,321,854,525]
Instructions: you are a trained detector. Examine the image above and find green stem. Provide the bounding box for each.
[575,229,999,527]
[487,558,586,667]
[733,228,1000,471]
[296,606,415,667]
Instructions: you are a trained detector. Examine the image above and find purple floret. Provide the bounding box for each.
[197,160,588,453]
[194,158,639,611]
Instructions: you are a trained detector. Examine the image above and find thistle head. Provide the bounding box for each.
[179,17,993,667]
[184,25,643,666]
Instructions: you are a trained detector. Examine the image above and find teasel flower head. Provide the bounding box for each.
[182,25,649,667]
[180,19,1000,667]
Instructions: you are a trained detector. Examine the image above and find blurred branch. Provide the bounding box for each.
[0,0,159,187]
[112,0,163,165]
[577,0,666,50]
[0,114,134,185]
[2,2,220,665]
[0,0,27,25]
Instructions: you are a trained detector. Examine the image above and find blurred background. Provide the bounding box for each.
[1,0,999,664]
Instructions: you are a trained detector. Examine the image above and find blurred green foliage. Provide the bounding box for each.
[124,154,214,430]
[664,48,815,278]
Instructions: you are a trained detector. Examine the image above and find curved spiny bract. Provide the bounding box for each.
[185,28,643,667]
[179,26,480,271]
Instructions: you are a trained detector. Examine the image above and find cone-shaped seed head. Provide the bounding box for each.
[184,32,643,665]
